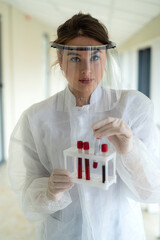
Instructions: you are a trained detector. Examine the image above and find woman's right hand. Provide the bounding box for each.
[47,169,74,202]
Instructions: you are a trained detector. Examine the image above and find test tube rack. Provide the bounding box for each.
[63,146,117,190]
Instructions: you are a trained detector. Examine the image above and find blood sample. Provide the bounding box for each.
[101,144,108,183]
[83,142,90,180]
[93,137,101,168]
[77,141,83,179]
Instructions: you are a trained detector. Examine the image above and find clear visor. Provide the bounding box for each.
[50,42,121,111]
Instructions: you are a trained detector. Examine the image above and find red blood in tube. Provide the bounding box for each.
[85,159,90,180]
[101,144,108,183]
[83,142,90,180]
[77,141,83,179]
[93,162,98,168]
[78,158,82,178]
[101,144,108,153]
[102,165,106,183]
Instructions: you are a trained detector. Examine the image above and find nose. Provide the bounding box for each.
[81,60,91,75]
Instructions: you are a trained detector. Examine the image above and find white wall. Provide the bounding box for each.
[0,2,55,159]
[118,14,160,126]
[119,50,138,90]
[119,39,160,126]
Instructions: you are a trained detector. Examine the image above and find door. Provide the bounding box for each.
[138,48,151,98]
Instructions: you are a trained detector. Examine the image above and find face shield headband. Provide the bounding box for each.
[50,41,116,51]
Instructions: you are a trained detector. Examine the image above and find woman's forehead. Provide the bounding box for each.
[66,36,103,47]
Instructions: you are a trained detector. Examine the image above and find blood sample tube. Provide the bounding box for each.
[77,141,83,179]
[93,137,101,168]
[101,144,108,183]
[83,142,90,180]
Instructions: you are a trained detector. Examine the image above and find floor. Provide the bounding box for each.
[0,162,160,240]
[0,162,36,240]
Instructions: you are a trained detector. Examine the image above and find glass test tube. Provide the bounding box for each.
[93,137,101,168]
[77,141,83,179]
[101,144,108,183]
[83,142,90,180]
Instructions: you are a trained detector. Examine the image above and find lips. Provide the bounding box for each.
[79,78,93,83]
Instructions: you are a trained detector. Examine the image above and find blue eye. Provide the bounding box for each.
[70,57,80,62]
[90,55,100,61]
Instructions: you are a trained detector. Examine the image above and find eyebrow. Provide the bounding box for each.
[67,52,81,56]
[67,49,102,56]
[91,50,102,55]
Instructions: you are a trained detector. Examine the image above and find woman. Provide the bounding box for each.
[8,13,160,240]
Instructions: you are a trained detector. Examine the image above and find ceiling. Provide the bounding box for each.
[1,0,160,46]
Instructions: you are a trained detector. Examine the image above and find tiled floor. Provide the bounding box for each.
[0,162,36,240]
[0,162,160,240]
[143,210,160,239]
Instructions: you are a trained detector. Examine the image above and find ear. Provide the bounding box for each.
[57,51,63,69]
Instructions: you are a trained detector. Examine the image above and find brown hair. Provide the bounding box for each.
[54,12,110,45]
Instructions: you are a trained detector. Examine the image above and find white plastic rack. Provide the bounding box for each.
[63,146,117,190]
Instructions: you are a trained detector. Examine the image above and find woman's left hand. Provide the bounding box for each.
[92,117,133,154]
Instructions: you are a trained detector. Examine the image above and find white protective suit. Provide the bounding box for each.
[8,85,160,240]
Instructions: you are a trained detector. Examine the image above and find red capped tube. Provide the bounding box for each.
[83,142,89,150]
[101,144,108,183]
[77,141,83,179]
[77,141,83,149]
[93,137,101,168]
[83,142,90,180]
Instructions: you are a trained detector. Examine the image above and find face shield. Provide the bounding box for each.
[50,42,121,111]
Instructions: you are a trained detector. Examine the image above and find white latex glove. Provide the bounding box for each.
[92,117,133,154]
[47,169,74,202]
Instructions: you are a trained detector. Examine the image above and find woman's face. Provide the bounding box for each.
[58,36,107,98]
